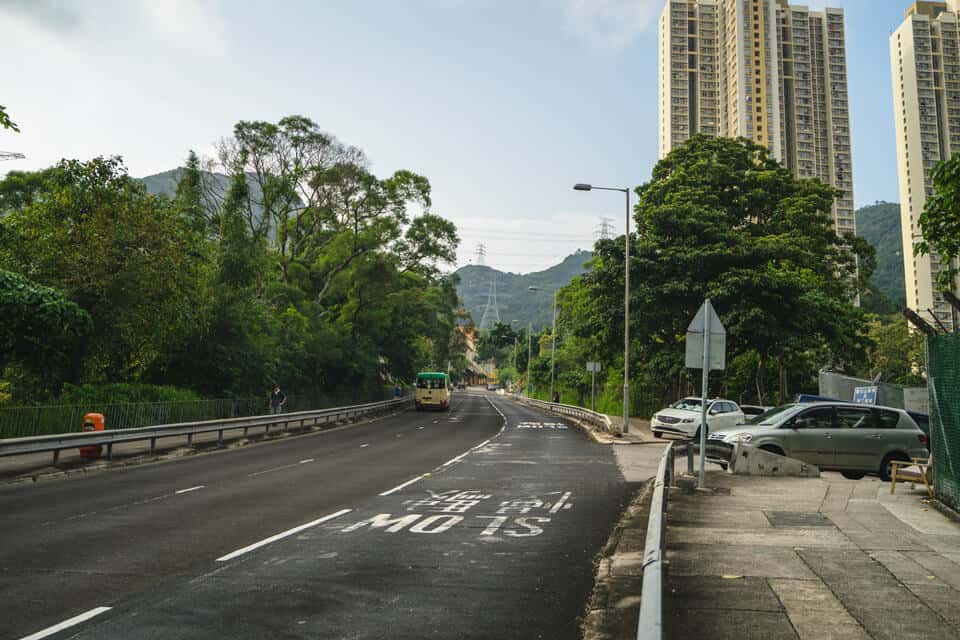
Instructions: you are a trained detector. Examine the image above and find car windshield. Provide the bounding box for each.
[746,404,798,425]
[671,398,702,411]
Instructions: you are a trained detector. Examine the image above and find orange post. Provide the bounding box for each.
[79,413,105,459]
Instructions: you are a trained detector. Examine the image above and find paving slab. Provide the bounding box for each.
[661,470,960,640]
[768,578,869,640]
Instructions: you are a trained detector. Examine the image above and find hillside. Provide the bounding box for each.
[855,201,906,312]
[139,167,270,227]
[455,250,592,332]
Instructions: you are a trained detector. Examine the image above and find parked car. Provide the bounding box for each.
[651,397,744,439]
[486,383,499,391]
[707,402,929,480]
[740,404,772,417]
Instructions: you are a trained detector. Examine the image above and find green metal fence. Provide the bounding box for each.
[0,389,392,439]
[927,332,960,511]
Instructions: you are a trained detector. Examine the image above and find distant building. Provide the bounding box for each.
[891,1,960,331]
[659,0,855,236]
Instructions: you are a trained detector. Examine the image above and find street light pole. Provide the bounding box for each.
[551,289,558,402]
[574,183,631,434]
[526,322,532,397]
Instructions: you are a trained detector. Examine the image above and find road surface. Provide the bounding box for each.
[2,393,631,639]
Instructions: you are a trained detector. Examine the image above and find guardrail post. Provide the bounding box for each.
[687,444,694,474]
[243,426,249,438]
[217,429,223,445]
[53,449,60,466]
[187,433,193,447]
[265,423,270,436]
[282,422,288,434]
[150,437,156,453]
[106,443,113,461]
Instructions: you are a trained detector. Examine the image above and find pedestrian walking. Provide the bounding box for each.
[270,385,286,414]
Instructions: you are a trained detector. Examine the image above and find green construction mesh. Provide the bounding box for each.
[927,333,960,510]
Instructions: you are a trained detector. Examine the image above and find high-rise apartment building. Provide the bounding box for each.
[659,0,855,236]
[891,1,960,331]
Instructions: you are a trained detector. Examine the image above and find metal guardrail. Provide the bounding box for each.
[512,395,614,433]
[0,398,407,465]
[637,440,674,640]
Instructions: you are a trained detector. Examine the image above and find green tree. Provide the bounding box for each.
[174,150,208,234]
[917,153,960,291]
[0,269,91,397]
[563,135,870,407]
[0,157,209,382]
[863,316,926,386]
[0,104,17,132]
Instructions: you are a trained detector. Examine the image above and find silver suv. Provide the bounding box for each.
[708,402,929,480]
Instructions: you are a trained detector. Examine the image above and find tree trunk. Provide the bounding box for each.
[756,352,767,405]
[779,364,788,405]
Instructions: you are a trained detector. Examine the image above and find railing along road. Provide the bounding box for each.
[0,398,407,465]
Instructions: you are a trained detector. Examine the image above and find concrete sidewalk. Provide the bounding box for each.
[665,470,960,640]
[596,414,656,444]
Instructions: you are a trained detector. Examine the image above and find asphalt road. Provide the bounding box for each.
[2,392,631,639]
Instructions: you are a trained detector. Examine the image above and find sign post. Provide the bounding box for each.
[586,362,602,412]
[686,299,726,489]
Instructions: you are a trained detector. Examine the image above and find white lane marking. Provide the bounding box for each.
[19,606,112,640]
[549,491,573,514]
[248,461,301,477]
[441,453,468,468]
[418,426,425,430]
[175,485,205,495]
[299,458,314,464]
[379,475,425,496]
[360,443,370,448]
[216,509,352,562]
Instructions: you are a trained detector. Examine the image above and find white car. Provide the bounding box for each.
[651,397,745,439]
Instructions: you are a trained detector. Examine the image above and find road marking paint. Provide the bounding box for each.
[441,452,468,467]
[248,461,301,477]
[175,485,205,494]
[379,475,425,496]
[549,491,572,514]
[216,509,352,562]
[396,434,403,437]
[19,606,112,640]
[418,426,425,430]
[298,458,314,464]
[360,443,370,448]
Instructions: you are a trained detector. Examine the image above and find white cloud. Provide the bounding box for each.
[561,0,661,52]
[138,0,228,57]
[0,0,82,32]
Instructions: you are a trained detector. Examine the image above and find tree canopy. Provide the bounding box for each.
[917,153,960,291]
[0,116,465,404]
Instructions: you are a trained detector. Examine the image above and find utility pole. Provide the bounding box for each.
[526,322,532,397]
[550,289,558,402]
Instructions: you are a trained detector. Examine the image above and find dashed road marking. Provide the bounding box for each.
[360,443,370,448]
[175,485,205,494]
[299,458,314,464]
[216,509,352,562]
[19,606,112,640]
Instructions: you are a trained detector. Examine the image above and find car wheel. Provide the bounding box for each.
[841,471,865,480]
[759,444,784,457]
[880,452,909,482]
[653,431,662,439]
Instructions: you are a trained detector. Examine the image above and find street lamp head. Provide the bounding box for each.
[573,183,593,191]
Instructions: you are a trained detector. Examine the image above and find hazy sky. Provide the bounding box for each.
[1,0,911,273]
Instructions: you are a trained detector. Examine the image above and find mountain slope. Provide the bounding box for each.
[139,167,269,226]
[455,250,592,331]
[855,201,906,311]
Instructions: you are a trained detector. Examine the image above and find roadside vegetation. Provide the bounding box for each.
[492,136,931,413]
[0,113,467,406]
